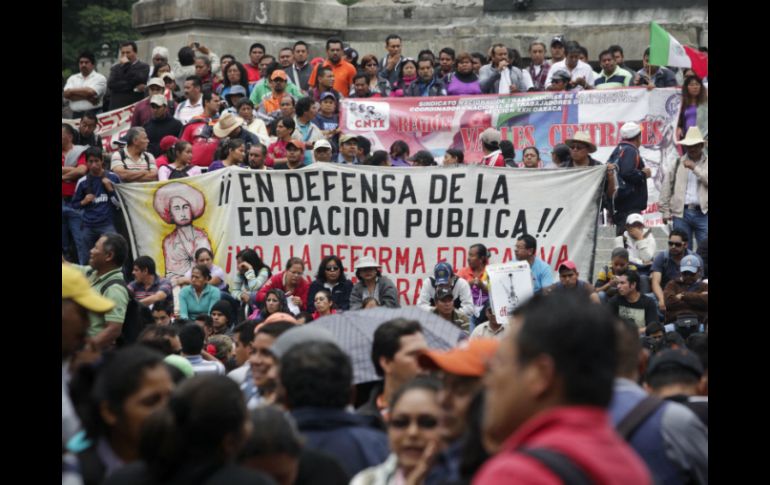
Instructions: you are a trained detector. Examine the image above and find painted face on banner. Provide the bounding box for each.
[170,196,193,226]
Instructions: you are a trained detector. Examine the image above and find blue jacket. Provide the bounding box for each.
[291,407,389,478]
[609,378,708,485]
[71,173,121,226]
[307,279,354,313]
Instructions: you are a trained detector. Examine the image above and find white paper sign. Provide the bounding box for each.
[487,261,535,320]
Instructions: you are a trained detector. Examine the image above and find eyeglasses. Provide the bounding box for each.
[325,266,340,271]
[569,145,587,151]
[668,241,684,247]
[389,415,439,430]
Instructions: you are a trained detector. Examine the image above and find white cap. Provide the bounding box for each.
[313,139,332,151]
[150,94,167,106]
[620,121,641,140]
[625,213,644,225]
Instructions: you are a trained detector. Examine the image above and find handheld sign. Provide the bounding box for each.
[487,261,534,321]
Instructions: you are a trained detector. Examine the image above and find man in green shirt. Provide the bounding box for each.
[71,233,130,350]
[249,62,303,106]
[594,49,633,90]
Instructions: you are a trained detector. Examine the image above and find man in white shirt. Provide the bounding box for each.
[545,41,595,90]
[109,127,158,182]
[174,75,204,124]
[63,52,107,118]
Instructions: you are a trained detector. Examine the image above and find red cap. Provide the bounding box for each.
[285,139,305,151]
[418,339,500,377]
[558,260,577,272]
[160,135,178,152]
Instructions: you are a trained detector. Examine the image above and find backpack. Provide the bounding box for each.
[167,164,193,179]
[116,148,151,171]
[516,447,593,485]
[99,279,154,347]
[609,143,641,206]
[428,276,462,309]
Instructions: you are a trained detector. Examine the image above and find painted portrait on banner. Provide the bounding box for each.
[152,182,212,279]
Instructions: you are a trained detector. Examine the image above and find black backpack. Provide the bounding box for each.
[167,164,193,179]
[99,279,154,346]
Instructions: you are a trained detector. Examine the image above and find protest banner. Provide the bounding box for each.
[486,261,535,320]
[62,102,138,153]
[340,87,681,225]
[115,163,606,306]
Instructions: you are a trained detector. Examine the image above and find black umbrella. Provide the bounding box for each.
[313,307,467,384]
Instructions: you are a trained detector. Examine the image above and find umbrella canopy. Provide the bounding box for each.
[313,306,467,384]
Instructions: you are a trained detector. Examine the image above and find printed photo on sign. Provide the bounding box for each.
[487,261,534,320]
[346,101,389,131]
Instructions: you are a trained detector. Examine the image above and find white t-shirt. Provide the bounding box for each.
[544,59,596,89]
[64,71,107,112]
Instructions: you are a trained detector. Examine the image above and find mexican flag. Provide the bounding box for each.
[649,22,708,78]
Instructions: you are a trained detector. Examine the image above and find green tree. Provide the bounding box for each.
[62,0,139,78]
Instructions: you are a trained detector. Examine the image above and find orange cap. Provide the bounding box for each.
[418,338,500,377]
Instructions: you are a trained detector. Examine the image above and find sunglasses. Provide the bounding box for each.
[569,145,587,151]
[325,266,340,271]
[668,241,684,247]
[389,415,439,430]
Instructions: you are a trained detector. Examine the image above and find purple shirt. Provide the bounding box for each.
[683,105,698,132]
[446,76,482,96]
[391,157,411,167]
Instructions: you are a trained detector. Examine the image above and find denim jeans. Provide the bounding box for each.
[673,208,708,249]
[62,201,89,264]
[82,222,116,257]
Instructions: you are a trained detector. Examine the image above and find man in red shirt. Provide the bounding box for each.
[179,91,222,167]
[62,123,89,264]
[474,293,651,484]
[244,43,266,85]
[308,38,356,98]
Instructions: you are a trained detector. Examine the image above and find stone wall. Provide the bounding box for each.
[132,0,707,65]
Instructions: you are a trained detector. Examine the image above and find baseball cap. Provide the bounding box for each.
[164,354,194,378]
[150,94,167,107]
[480,127,502,145]
[551,69,571,82]
[620,121,642,140]
[625,213,645,226]
[646,348,704,379]
[339,134,358,145]
[434,262,453,285]
[161,72,176,83]
[159,135,178,152]
[418,339,501,377]
[227,85,247,97]
[551,35,566,47]
[313,139,332,151]
[270,70,288,81]
[680,255,702,273]
[62,264,115,313]
[558,260,577,272]
[285,139,305,151]
[147,77,165,89]
[436,286,453,301]
[320,92,337,102]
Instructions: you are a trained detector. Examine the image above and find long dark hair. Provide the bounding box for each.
[315,255,347,283]
[236,248,270,277]
[682,75,707,106]
[261,288,290,318]
[223,61,250,93]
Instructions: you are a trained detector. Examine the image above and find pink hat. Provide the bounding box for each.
[153,182,206,224]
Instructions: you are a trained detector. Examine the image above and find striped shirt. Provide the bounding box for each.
[594,67,633,89]
[186,355,226,376]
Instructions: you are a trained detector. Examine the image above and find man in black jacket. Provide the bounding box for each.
[612,121,652,236]
[143,95,183,157]
[405,59,447,97]
[107,41,150,110]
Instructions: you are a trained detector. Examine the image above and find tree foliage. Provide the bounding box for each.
[62,0,139,77]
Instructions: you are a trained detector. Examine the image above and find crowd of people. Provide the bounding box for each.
[63,31,708,485]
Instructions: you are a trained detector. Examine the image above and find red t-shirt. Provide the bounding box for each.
[180,118,219,167]
[62,151,86,197]
[244,63,262,84]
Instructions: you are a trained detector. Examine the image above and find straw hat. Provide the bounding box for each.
[213,112,245,138]
[676,127,706,146]
[564,131,597,153]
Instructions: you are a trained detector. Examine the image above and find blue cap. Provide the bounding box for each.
[680,255,701,274]
[434,262,453,285]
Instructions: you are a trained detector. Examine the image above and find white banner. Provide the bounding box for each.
[63,102,138,153]
[115,164,606,306]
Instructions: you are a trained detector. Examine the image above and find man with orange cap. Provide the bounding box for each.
[418,339,500,483]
